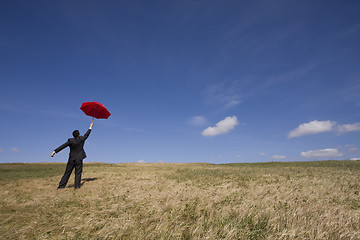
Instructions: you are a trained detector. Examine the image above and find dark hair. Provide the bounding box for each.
[72,130,80,138]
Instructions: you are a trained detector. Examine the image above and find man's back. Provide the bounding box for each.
[68,136,87,159]
[54,129,91,160]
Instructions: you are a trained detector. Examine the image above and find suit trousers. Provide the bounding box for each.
[58,159,83,188]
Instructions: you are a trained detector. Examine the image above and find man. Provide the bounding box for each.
[51,120,94,189]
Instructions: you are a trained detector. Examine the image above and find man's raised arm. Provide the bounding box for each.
[83,119,94,140]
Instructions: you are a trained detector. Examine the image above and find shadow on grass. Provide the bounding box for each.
[67,177,99,188]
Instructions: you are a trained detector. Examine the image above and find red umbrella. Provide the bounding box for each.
[80,101,111,119]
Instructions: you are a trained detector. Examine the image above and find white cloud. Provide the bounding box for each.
[10,147,20,152]
[350,158,360,160]
[288,120,360,138]
[259,152,265,156]
[188,116,207,126]
[288,120,336,138]
[202,116,238,137]
[336,122,360,134]
[272,155,286,160]
[137,159,145,163]
[301,148,343,159]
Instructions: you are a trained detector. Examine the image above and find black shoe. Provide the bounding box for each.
[57,187,64,190]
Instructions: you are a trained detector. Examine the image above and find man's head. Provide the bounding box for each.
[72,130,80,138]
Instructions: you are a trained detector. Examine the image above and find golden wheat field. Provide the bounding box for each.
[0,161,359,239]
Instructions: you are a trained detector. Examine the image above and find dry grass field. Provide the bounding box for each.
[1,161,359,239]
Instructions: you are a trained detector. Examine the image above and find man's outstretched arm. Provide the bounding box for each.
[83,119,94,140]
[51,141,70,157]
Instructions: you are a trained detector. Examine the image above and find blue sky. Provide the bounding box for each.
[1,0,360,163]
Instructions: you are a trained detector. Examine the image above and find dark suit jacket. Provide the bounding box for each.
[54,129,91,161]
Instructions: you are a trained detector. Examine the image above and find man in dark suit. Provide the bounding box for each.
[51,120,94,189]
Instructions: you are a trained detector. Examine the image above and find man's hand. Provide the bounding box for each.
[51,151,55,157]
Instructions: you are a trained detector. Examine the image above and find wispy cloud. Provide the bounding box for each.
[0,103,81,119]
[0,103,32,114]
[288,120,336,138]
[263,65,315,88]
[188,116,208,127]
[0,147,3,152]
[203,84,242,110]
[349,147,359,152]
[202,116,238,137]
[301,148,343,159]
[210,155,223,161]
[10,147,20,152]
[272,155,286,160]
[336,122,360,134]
[123,127,152,134]
[224,99,242,109]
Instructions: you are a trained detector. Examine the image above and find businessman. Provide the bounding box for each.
[51,120,94,189]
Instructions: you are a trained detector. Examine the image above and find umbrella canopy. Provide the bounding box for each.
[80,101,111,119]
